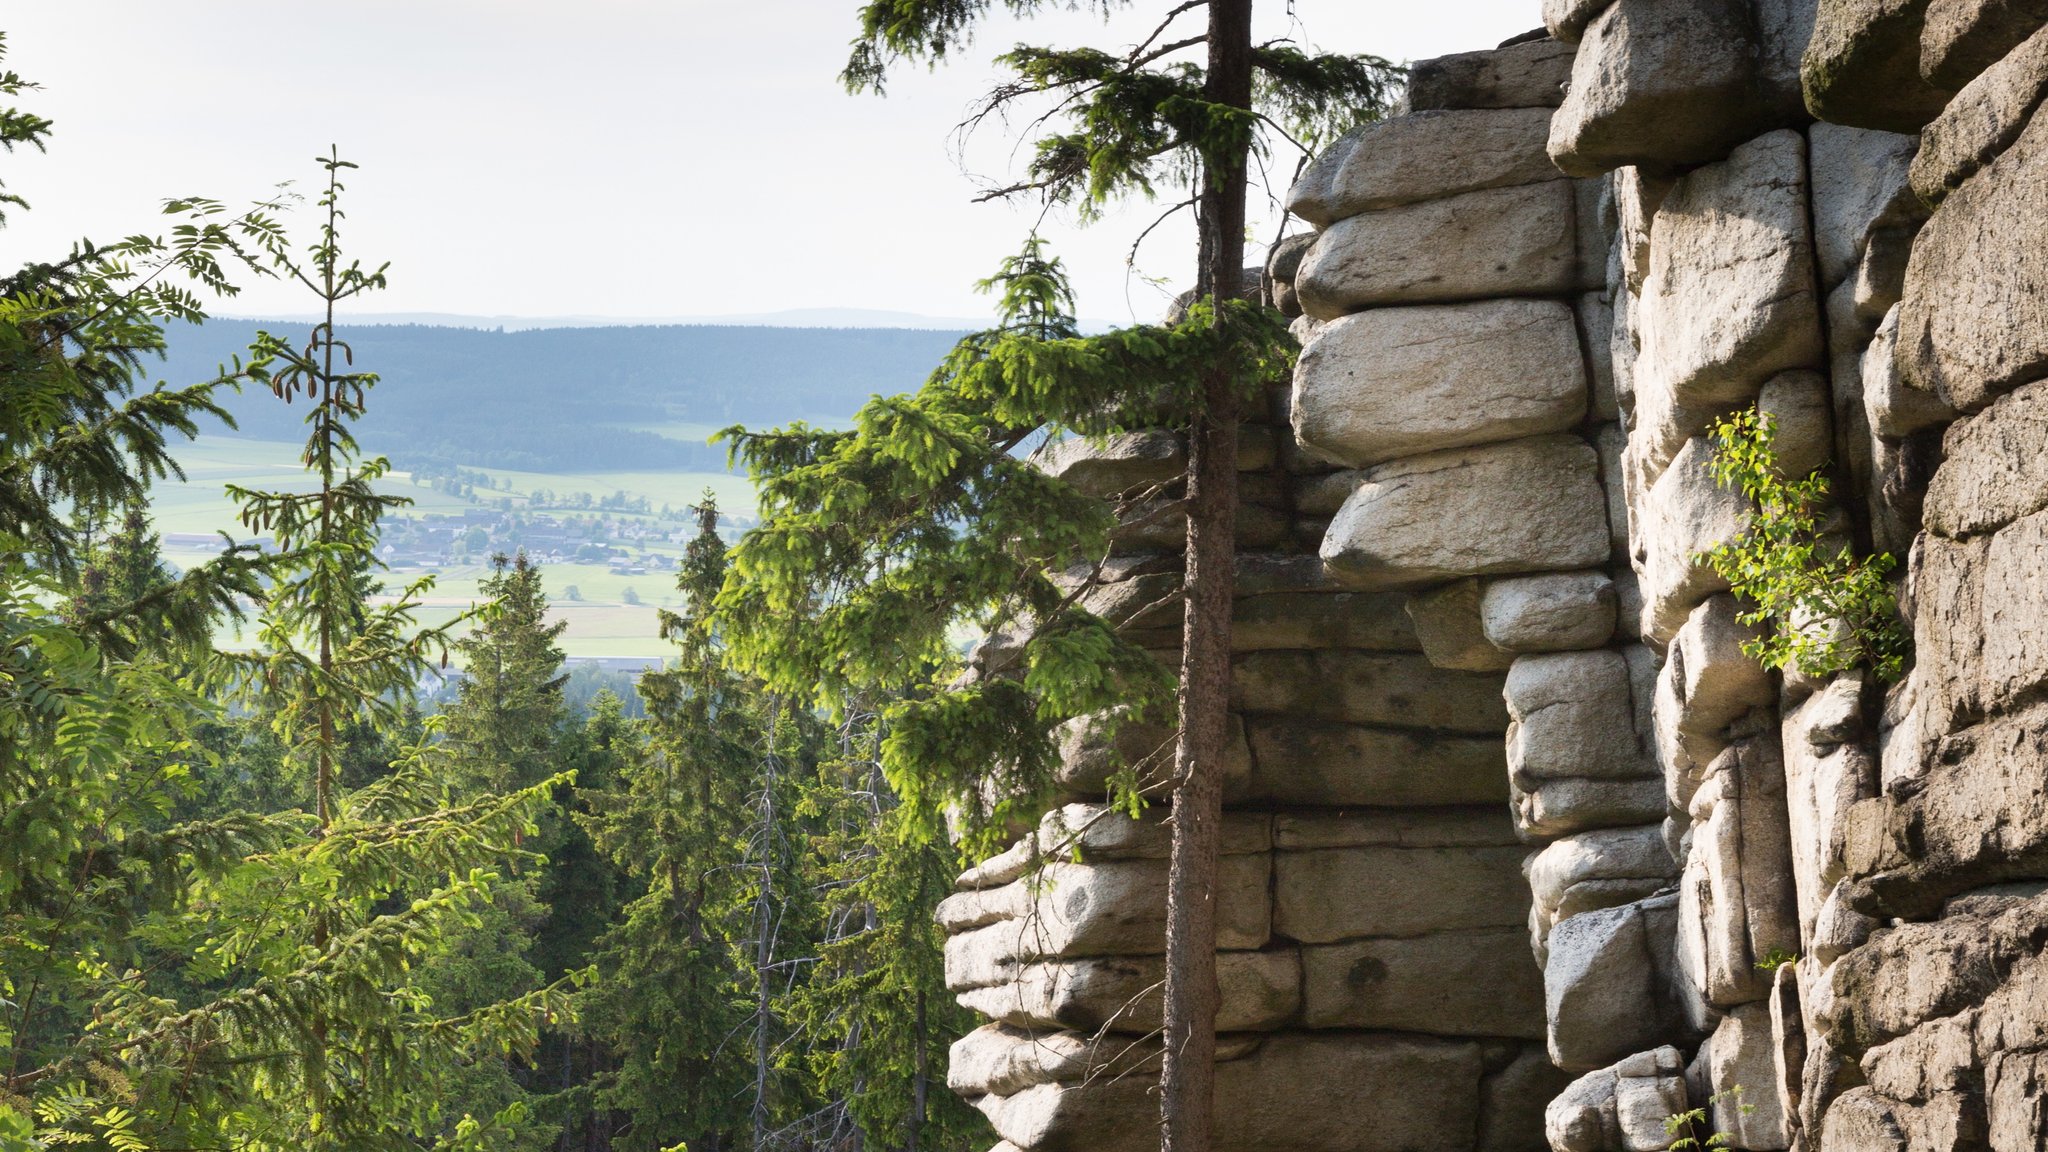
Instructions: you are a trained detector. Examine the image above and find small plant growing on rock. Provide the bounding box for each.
[1754,947,1799,972]
[1665,1086,1749,1151]
[1701,409,1910,682]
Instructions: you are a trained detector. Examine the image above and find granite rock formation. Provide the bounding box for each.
[938,8,2048,1150]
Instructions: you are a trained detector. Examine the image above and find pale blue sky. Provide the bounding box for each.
[5,0,1536,326]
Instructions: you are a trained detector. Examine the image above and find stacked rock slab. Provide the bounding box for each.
[1531,0,2048,1146]
[936,36,1585,1152]
[939,7,2048,1152]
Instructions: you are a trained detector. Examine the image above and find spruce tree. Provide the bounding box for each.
[579,495,771,1152]
[785,705,987,1152]
[0,59,575,1150]
[444,552,570,796]
[193,150,582,1150]
[716,6,1395,1149]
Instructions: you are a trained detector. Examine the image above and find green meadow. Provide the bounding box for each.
[157,435,754,660]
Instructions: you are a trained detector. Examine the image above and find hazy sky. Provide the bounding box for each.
[6,1,1537,326]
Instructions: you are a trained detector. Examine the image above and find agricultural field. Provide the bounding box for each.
[156,434,754,661]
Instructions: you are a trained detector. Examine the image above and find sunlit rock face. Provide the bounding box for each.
[962,8,2048,1150]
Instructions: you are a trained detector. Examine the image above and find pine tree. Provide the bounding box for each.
[716,7,1395,1149]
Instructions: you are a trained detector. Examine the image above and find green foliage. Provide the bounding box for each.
[443,553,570,796]
[842,0,1398,213]
[784,712,988,1152]
[0,97,579,1149]
[579,497,811,1152]
[1754,948,1799,973]
[724,0,1399,869]
[718,250,1292,855]
[1702,409,1910,682]
[1665,1086,1751,1152]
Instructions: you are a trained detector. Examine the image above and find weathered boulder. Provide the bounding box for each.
[949,1024,1147,1098]
[1784,681,1880,942]
[1761,0,1828,117]
[1286,108,1564,227]
[1981,508,2048,708]
[1813,1087,1987,1152]
[1911,21,2048,204]
[1528,825,1679,958]
[1033,430,1183,497]
[1817,893,2048,1053]
[1408,579,1518,672]
[1506,650,1659,784]
[1758,369,1836,479]
[1269,239,1313,318]
[1482,571,1619,652]
[1322,435,1611,587]
[1579,292,1621,421]
[1853,220,1916,321]
[1676,740,1801,1009]
[1274,843,1531,942]
[1671,595,1774,736]
[1545,1046,1690,1152]
[956,951,1300,1034]
[1700,1004,1793,1149]
[1301,928,1545,1037]
[1545,894,1688,1070]
[1897,93,2048,411]
[1862,306,1957,438]
[1409,38,1577,111]
[1987,1048,2048,1150]
[1611,166,1674,293]
[941,854,1272,982]
[1919,0,2048,89]
[1295,182,1578,318]
[1923,377,2048,537]
[1803,0,1954,131]
[1232,649,1509,731]
[1857,1007,1980,1104]
[1291,299,1588,468]
[1635,131,1824,411]
[1652,650,1729,814]
[1808,124,1921,290]
[1245,718,1509,806]
[1545,0,1616,44]
[1051,707,1252,799]
[1858,698,2048,914]
[1546,0,1777,177]
[1908,531,1991,736]
[1513,776,1673,841]
[1636,435,1749,644]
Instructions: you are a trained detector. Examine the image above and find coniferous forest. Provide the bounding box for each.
[0,61,980,1152]
[2,0,1396,1148]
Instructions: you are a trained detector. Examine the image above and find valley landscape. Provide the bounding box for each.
[148,321,959,661]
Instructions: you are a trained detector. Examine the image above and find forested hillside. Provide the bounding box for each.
[0,61,982,1152]
[158,320,966,471]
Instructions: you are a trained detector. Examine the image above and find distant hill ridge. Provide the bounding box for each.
[160,319,972,472]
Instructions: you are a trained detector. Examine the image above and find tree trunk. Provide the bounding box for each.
[1161,3,1253,1152]
[753,701,780,1152]
[910,986,929,1152]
